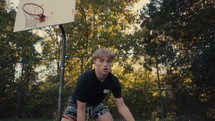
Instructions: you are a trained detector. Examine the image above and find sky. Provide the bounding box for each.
[10,0,149,11]
[133,0,149,11]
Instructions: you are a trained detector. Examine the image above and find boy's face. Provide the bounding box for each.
[93,55,113,76]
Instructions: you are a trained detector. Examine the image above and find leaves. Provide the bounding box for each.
[140,0,215,120]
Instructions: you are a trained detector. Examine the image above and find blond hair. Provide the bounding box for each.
[92,48,116,61]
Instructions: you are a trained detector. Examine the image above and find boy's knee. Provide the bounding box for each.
[62,114,76,121]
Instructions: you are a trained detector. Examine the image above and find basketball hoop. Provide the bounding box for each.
[22,3,45,28]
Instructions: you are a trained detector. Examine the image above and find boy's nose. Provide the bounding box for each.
[104,61,108,66]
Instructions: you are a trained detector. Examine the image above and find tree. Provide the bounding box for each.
[0,0,43,118]
[139,0,215,120]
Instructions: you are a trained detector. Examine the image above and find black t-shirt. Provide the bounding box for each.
[71,70,122,106]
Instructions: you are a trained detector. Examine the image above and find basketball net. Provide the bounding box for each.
[22,3,45,28]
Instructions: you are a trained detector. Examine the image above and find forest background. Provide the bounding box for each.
[0,0,214,121]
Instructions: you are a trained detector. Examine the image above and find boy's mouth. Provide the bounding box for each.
[103,68,108,71]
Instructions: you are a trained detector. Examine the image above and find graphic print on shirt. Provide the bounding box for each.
[103,89,110,94]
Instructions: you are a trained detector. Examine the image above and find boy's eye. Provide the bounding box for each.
[107,59,112,63]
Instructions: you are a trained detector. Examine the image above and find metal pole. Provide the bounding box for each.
[155,57,165,121]
[57,25,66,121]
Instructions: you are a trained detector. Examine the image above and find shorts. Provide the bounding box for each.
[63,96,109,119]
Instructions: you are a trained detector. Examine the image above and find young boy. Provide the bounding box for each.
[62,48,135,121]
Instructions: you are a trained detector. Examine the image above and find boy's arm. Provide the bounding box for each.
[114,97,135,121]
[77,100,86,121]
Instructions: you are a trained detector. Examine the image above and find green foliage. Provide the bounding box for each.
[139,0,215,120]
[0,1,44,119]
[1,0,215,120]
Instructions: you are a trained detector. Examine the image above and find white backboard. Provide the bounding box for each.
[14,0,75,32]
